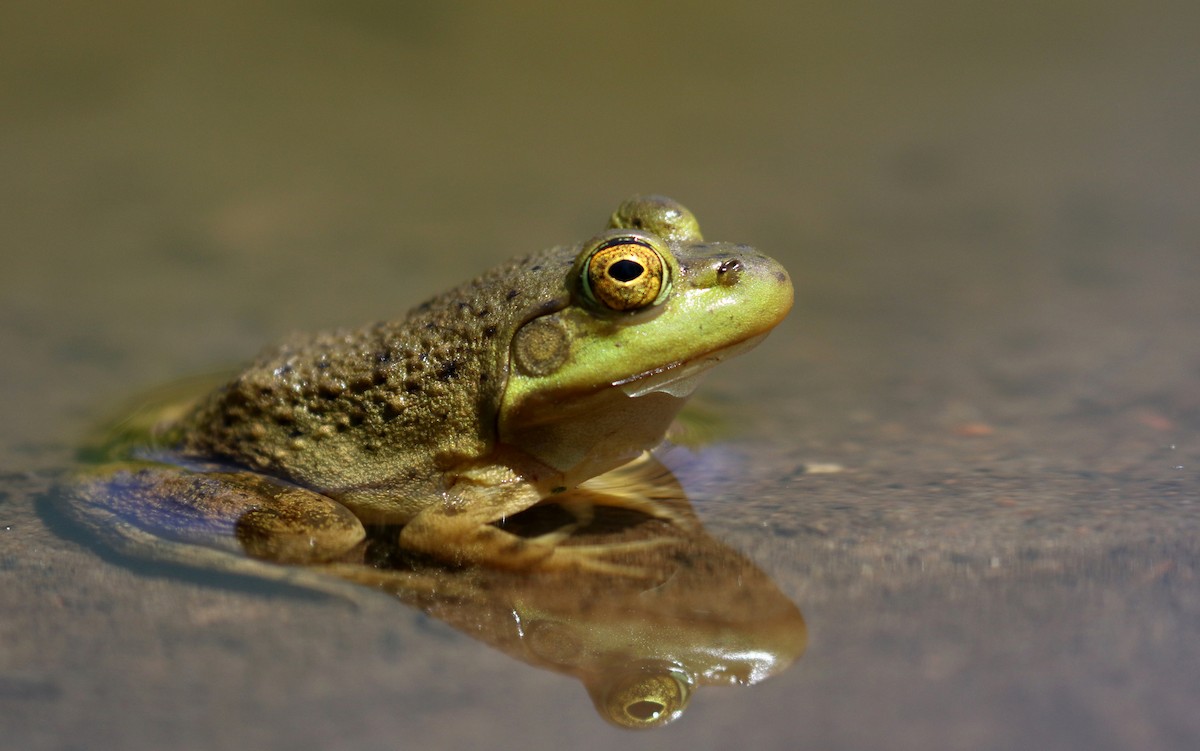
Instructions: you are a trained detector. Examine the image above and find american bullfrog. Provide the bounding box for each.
[68,196,793,574]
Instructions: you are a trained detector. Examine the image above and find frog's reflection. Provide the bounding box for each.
[63,455,805,729]
[312,456,807,729]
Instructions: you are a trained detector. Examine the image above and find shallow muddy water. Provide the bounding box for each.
[2,2,1199,749]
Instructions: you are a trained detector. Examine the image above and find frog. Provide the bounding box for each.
[66,195,793,576]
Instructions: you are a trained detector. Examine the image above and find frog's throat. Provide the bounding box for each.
[496,333,769,484]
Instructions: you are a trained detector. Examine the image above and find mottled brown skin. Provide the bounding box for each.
[169,244,577,523]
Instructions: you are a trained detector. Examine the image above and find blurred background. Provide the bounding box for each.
[2,1,1198,749]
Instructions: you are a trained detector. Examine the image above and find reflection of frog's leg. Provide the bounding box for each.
[67,464,367,591]
[398,472,668,576]
[316,562,466,597]
[549,539,678,577]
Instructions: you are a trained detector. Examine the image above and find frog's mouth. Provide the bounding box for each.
[612,333,769,399]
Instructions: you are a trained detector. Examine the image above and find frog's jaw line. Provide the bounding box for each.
[614,333,769,399]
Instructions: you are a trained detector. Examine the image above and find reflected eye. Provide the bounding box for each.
[582,237,669,312]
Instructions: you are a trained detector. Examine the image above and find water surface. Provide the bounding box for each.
[2,1,1198,749]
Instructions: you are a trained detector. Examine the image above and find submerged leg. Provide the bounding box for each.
[67,463,366,567]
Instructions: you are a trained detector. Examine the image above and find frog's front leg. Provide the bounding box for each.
[397,466,671,574]
[396,471,554,569]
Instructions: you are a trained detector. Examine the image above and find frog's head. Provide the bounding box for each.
[498,196,793,487]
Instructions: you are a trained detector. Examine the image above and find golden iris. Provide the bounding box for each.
[583,238,668,312]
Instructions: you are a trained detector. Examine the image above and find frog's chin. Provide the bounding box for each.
[613,333,769,399]
[499,332,771,483]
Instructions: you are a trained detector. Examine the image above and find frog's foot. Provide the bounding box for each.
[555,490,689,530]
[398,464,697,575]
[564,453,696,530]
[399,508,560,570]
[396,476,661,574]
[400,511,676,578]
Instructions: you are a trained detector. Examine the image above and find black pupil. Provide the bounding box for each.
[627,700,664,721]
[608,258,645,282]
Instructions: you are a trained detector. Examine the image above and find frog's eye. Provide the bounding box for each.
[588,665,693,729]
[580,236,671,312]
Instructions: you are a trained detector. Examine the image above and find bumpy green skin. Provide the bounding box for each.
[168,243,577,522]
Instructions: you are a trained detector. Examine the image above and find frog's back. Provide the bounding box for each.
[170,245,576,500]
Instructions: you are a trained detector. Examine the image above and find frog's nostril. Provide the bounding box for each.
[716,258,744,286]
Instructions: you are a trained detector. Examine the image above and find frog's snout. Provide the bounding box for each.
[690,245,794,334]
[697,246,792,299]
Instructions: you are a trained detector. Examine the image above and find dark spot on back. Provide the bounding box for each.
[437,360,461,381]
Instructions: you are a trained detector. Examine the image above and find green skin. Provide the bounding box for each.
[70,196,794,572]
